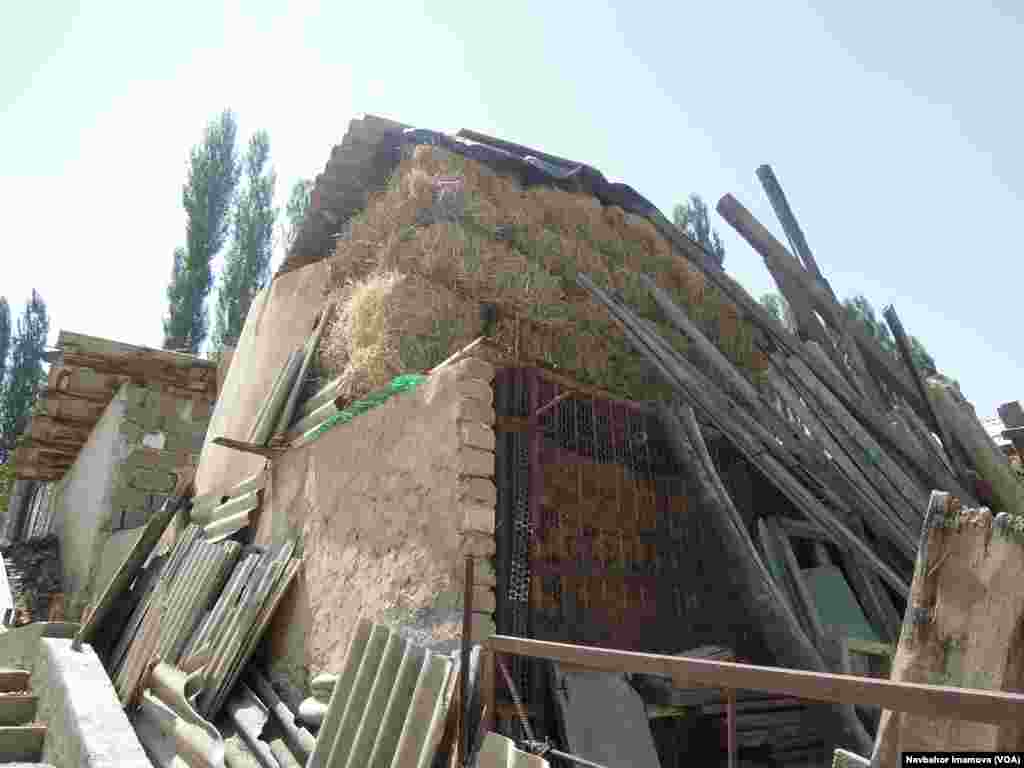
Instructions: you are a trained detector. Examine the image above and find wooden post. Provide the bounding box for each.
[660,404,873,755]
[479,649,496,741]
[726,688,737,768]
[461,555,474,767]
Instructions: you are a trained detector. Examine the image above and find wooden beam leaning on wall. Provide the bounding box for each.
[715,193,926,422]
[646,187,956,504]
[659,403,873,756]
[755,164,890,410]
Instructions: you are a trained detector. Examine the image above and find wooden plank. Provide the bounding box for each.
[660,404,873,755]
[487,636,1024,726]
[756,518,808,631]
[768,366,917,558]
[766,518,825,650]
[716,194,926,418]
[787,357,929,524]
[427,336,488,375]
[884,304,976,489]
[212,437,282,459]
[927,379,1024,516]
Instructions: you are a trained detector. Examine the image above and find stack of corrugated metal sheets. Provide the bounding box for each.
[189,469,267,543]
[307,619,457,768]
[108,523,301,726]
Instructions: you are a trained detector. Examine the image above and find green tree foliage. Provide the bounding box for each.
[0,297,10,390]
[1,291,49,458]
[283,178,313,249]
[213,130,278,350]
[164,109,241,353]
[674,194,726,267]
[843,294,936,375]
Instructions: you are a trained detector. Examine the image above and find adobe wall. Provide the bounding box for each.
[53,382,209,619]
[255,355,497,702]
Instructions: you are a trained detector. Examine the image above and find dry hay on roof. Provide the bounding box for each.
[320,144,768,400]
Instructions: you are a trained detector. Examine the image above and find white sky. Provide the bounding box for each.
[2,0,1022,417]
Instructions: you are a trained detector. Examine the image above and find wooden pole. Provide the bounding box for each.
[884,304,975,490]
[716,193,925,418]
[579,274,909,595]
[755,165,824,281]
[488,635,1024,726]
[661,404,873,755]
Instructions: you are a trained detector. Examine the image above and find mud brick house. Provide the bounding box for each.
[11,331,217,619]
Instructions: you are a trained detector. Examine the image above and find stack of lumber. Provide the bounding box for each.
[577,164,1024,756]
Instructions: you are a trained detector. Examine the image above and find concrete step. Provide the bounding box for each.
[0,724,47,762]
[0,694,38,725]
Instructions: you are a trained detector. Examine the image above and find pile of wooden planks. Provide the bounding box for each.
[576,164,1022,757]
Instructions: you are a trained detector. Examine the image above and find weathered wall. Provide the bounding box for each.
[257,356,497,700]
[53,382,209,619]
[53,388,125,618]
[194,261,329,499]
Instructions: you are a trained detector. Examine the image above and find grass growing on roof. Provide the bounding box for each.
[321,143,768,401]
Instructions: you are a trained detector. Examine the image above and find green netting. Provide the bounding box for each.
[298,374,428,447]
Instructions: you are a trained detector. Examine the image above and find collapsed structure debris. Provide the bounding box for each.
[1,534,62,625]
[7,113,1024,767]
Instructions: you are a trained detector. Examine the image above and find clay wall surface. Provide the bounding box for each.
[255,356,497,699]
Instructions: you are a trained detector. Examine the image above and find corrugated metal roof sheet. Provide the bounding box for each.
[307,619,455,768]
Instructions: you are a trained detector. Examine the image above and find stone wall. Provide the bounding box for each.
[256,355,497,701]
[53,382,210,619]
